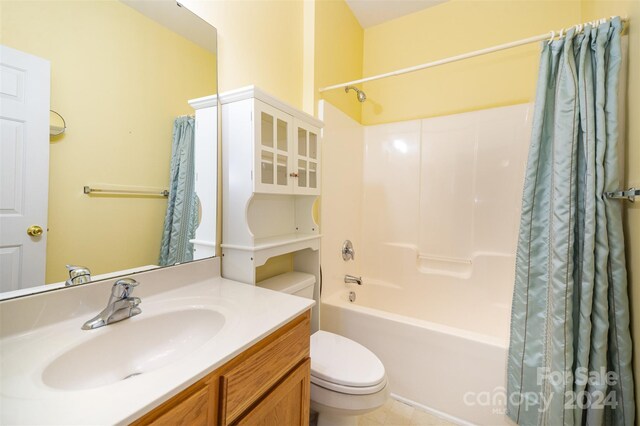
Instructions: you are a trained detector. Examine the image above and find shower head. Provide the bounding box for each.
[345,86,366,103]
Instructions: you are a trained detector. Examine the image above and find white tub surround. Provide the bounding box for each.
[319,102,533,425]
[0,258,314,425]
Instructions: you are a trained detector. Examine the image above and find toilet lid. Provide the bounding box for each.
[310,331,386,389]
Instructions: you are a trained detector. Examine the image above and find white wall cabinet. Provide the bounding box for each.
[221,86,322,331]
[254,101,321,195]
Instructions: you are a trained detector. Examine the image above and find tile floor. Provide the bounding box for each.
[356,399,457,426]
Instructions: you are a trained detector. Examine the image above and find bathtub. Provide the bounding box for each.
[320,280,512,425]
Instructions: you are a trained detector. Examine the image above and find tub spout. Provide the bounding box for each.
[344,275,362,285]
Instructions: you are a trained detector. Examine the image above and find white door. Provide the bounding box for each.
[0,45,50,292]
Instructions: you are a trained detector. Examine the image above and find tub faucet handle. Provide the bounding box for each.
[342,240,355,261]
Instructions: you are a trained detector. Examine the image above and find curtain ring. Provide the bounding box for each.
[548,31,555,45]
[559,27,565,39]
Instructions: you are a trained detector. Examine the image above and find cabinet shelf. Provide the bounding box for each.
[221,233,320,268]
[222,233,321,252]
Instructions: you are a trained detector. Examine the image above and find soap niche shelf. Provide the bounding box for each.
[220,86,322,331]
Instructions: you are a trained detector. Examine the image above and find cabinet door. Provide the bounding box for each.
[235,359,310,426]
[220,313,310,425]
[254,100,294,194]
[293,119,320,196]
[131,383,213,426]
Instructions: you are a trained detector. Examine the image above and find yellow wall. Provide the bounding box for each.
[361,0,582,125]
[182,0,362,281]
[182,0,363,120]
[181,0,304,110]
[582,0,640,412]
[255,254,294,282]
[314,0,364,122]
[180,0,308,282]
[1,0,216,283]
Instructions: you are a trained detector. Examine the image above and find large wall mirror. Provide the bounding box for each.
[0,0,218,299]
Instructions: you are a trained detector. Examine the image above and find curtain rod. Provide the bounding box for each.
[318,16,628,93]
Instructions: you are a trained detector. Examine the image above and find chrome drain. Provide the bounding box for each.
[349,291,356,303]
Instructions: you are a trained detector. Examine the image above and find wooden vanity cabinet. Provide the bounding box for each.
[132,311,311,426]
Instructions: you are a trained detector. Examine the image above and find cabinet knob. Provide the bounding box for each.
[289,172,299,178]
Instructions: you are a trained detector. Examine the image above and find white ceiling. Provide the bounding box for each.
[345,0,449,28]
[121,0,217,54]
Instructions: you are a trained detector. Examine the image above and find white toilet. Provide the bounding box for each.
[259,272,389,426]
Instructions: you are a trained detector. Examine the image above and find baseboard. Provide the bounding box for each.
[389,393,476,426]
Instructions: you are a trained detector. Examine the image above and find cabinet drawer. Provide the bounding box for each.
[221,314,310,424]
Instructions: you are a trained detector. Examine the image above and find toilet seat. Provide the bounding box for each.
[311,331,386,395]
[311,373,387,395]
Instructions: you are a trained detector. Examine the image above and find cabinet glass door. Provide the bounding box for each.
[255,101,292,193]
[294,120,320,195]
[260,113,274,185]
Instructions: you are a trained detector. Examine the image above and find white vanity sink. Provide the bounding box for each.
[0,258,315,425]
[41,308,226,390]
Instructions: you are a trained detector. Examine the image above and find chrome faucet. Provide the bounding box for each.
[82,278,142,330]
[65,264,91,286]
[344,274,362,285]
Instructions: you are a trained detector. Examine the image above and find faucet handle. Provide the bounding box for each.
[65,265,91,286]
[342,240,355,261]
[112,278,138,298]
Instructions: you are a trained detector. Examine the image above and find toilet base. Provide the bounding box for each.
[317,412,358,426]
[311,381,388,426]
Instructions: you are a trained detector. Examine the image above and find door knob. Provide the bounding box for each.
[27,225,43,236]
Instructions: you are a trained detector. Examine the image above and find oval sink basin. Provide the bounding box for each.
[42,309,225,391]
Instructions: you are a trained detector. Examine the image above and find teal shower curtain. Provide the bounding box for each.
[506,18,634,425]
[159,116,199,266]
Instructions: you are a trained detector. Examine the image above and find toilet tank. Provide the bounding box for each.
[257,272,315,299]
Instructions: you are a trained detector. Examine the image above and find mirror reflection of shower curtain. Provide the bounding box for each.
[159,116,198,266]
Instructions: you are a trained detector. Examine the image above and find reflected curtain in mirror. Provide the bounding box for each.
[159,117,199,266]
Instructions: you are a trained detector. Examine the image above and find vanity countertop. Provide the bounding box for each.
[0,258,314,425]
